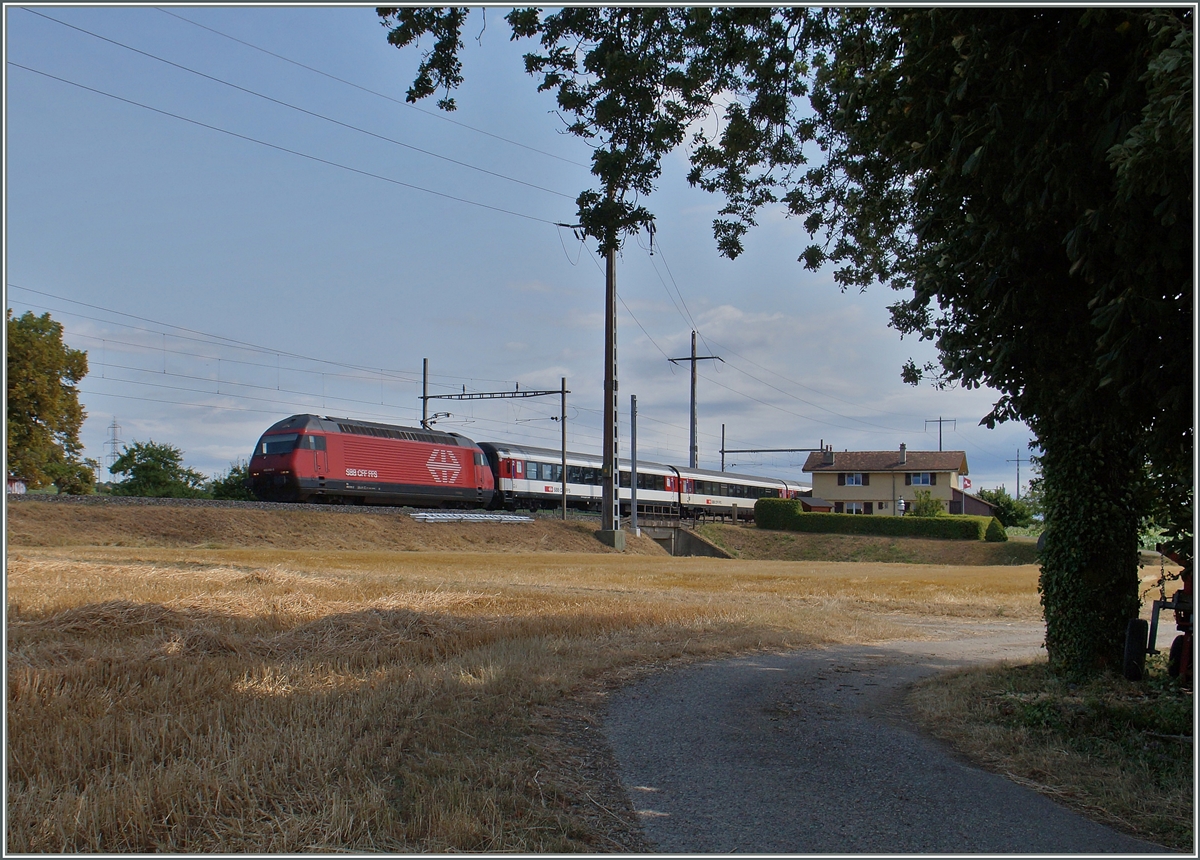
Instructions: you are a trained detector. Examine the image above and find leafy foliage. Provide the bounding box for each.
[377,8,1192,675]
[378,7,769,252]
[905,489,945,518]
[689,8,1191,673]
[109,441,209,499]
[208,460,254,501]
[6,310,97,493]
[976,487,1034,528]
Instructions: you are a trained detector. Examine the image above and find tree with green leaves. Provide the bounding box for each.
[109,441,209,499]
[6,309,97,494]
[378,7,1192,676]
[208,459,254,501]
[699,8,1191,676]
[905,489,945,518]
[976,487,1034,529]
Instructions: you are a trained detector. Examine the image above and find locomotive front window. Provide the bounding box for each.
[259,433,299,455]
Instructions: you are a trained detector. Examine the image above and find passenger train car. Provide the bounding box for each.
[247,415,808,520]
[248,414,494,507]
[478,441,808,520]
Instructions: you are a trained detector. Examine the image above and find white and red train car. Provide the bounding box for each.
[477,441,808,519]
[248,414,494,507]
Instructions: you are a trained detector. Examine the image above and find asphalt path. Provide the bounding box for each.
[604,621,1173,854]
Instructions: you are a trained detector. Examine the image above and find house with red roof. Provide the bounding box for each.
[801,444,996,517]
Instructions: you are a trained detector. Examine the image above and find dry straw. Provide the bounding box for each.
[7,545,1041,852]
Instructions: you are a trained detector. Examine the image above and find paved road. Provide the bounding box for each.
[604,622,1171,854]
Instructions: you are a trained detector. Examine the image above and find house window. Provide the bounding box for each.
[910,472,932,486]
[845,502,864,514]
[846,473,863,486]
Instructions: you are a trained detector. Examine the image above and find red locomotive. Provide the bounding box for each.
[248,414,494,508]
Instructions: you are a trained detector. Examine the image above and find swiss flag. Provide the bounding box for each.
[962,477,972,490]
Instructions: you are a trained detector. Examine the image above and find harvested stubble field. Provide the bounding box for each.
[7,500,1042,852]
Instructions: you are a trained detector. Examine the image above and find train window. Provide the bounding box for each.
[259,433,299,455]
[296,435,327,450]
[474,452,487,466]
[633,473,666,491]
[618,471,631,488]
[526,461,539,480]
[544,464,562,482]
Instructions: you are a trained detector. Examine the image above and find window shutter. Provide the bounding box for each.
[864,502,873,514]
[905,473,911,486]
[834,502,844,513]
[862,473,870,487]
[930,473,937,486]
[838,473,846,486]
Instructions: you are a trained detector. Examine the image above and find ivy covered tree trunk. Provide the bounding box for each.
[1036,412,1143,676]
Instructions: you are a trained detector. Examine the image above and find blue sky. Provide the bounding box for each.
[5,5,1038,493]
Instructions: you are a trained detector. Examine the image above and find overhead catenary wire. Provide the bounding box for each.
[23,9,576,202]
[13,47,934,447]
[7,283,519,391]
[630,234,916,434]
[8,293,607,448]
[7,62,563,228]
[697,369,899,436]
[154,6,590,169]
[581,241,675,364]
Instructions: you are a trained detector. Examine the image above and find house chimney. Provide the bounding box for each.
[822,444,835,466]
[900,443,907,464]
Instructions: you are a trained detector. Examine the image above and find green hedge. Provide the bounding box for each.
[754,498,1007,541]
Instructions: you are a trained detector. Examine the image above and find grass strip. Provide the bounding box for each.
[907,656,1194,852]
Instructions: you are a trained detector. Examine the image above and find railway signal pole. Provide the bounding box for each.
[719,431,825,471]
[669,331,722,468]
[421,362,571,520]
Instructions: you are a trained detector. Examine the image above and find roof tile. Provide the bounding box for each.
[802,450,968,474]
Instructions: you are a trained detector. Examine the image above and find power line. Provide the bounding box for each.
[581,241,675,363]
[24,9,576,202]
[700,333,920,421]
[154,6,590,169]
[7,283,513,390]
[7,62,562,228]
[697,368,899,435]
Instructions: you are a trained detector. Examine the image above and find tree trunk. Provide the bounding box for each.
[1036,411,1143,677]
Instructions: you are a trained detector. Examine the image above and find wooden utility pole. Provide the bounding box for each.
[558,196,622,548]
[925,416,956,451]
[602,222,620,536]
[669,331,722,468]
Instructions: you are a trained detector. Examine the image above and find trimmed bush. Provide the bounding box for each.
[754,499,1006,541]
